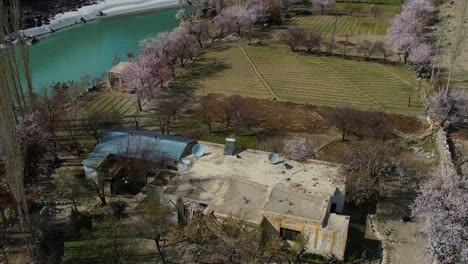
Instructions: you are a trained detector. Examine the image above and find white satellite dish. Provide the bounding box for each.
[192,144,205,157]
[268,152,283,165]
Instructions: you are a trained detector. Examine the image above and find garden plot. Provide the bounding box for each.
[197,45,423,114]
[289,15,390,36]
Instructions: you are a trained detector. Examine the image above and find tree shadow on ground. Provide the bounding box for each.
[344,203,383,262]
[168,56,230,94]
[377,186,417,222]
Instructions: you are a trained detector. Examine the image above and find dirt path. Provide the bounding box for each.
[433,0,468,89]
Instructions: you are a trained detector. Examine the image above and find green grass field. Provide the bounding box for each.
[197,46,273,99]
[289,15,390,35]
[333,2,401,13]
[197,45,423,114]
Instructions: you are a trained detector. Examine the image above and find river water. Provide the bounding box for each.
[29,8,180,90]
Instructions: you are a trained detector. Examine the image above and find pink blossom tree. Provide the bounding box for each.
[387,0,435,65]
[181,20,210,48]
[171,26,199,67]
[411,172,468,264]
[140,32,179,76]
[386,11,422,63]
[404,0,435,19]
[16,111,54,181]
[428,86,468,129]
[312,0,335,15]
[283,137,316,161]
[408,41,433,69]
[121,54,172,110]
[213,5,259,40]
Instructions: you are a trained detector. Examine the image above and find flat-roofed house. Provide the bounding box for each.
[160,142,350,260]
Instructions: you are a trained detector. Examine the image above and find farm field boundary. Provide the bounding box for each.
[197,45,423,115]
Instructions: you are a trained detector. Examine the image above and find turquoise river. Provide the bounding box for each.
[29,8,181,90]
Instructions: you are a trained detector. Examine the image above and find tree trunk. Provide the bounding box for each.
[71,198,79,212]
[99,183,107,205]
[154,234,167,264]
[234,113,240,137]
[197,37,203,48]
[1,249,10,264]
[342,127,346,141]
[99,193,107,206]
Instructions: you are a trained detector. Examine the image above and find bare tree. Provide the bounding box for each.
[373,41,392,61]
[357,40,376,60]
[227,95,257,137]
[137,200,175,264]
[336,39,355,58]
[328,107,356,141]
[304,31,322,53]
[312,0,335,15]
[83,111,121,144]
[55,174,88,212]
[343,3,363,17]
[342,141,402,205]
[370,4,383,19]
[62,82,83,154]
[199,94,217,133]
[86,216,142,263]
[287,26,305,52]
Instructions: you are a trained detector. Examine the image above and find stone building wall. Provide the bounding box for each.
[262,211,349,260]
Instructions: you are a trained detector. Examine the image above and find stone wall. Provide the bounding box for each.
[262,211,349,260]
[435,128,457,176]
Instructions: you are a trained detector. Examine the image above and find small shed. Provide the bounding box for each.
[82,128,197,182]
[107,62,132,91]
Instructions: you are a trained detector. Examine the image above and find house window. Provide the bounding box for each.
[280,228,300,241]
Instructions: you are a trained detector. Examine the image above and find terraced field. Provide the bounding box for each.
[332,3,401,13]
[289,15,390,36]
[197,46,272,99]
[197,45,423,114]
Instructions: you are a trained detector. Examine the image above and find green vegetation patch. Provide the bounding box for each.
[197,46,272,99]
[198,45,423,114]
[333,2,401,13]
[289,15,391,35]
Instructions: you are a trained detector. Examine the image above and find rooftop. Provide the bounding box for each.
[163,141,344,223]
[82,128,197,168]
[263,184,329,221]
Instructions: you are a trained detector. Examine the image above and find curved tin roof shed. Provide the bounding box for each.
[82,128,197,169]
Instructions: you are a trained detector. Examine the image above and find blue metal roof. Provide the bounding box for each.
[82,128,197,168]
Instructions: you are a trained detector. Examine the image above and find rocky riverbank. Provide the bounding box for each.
[21,0,101,29]
[20,0,183,38]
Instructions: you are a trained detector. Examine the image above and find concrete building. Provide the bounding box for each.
[161,141,350,260]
